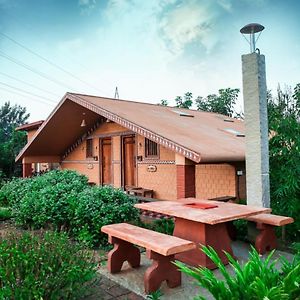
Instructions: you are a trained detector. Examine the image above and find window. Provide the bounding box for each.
[86,139,93,158]
[145,138,159,158]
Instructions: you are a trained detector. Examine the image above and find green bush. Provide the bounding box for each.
[176,245,300,300]
[0,170,139,247]
[0,232,96,299]
[0,207,12,221]
[70,186,139,247]
[152,218,175,235]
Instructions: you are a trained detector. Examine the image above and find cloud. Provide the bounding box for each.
[78,0,97,15]
[159,0,225,56]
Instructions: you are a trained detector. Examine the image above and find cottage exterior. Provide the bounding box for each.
[16,93,246,200]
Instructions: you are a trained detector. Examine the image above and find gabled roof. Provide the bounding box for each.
[16,92,245,163]
[16,120,44,131]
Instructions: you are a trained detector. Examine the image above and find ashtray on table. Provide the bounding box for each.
[184,203,218,209]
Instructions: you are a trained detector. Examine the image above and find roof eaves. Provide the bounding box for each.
[15,93,69,162]
[15,120,44,132]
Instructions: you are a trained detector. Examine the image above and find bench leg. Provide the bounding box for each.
[107,236,140,273]
[144,250,181,294]
[255,223,277,255]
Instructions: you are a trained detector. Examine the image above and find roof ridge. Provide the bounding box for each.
[68,92,171,109]
[67,92,242,121]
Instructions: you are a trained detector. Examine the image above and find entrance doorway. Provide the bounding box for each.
[100,138,112,185]
[122,135,136,188]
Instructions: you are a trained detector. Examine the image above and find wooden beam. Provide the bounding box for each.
[22,156,61,163]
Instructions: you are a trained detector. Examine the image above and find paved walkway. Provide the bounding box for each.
[85,276,144,300]
[98,241,294,300]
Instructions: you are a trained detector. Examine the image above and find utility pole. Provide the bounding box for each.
[114,86,119,99]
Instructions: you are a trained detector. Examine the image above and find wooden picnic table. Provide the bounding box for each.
[135,198,271,269]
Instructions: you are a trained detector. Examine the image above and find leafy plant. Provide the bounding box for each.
[152,218,174,235]
[0,207,12,221]
[146,289,163,299]
[0,170,139,247]
[176,245,300,300]
[0,232,96,299]
[268,84,300,241]
[70,185,139,247]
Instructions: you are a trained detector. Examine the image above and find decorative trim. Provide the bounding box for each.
[61,160,98,164]
[89,131,134,139]
[137,160,175,165]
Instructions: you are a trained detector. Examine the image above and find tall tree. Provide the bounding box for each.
[195,88,240,117]
[159,99,168,106]
[0,102,29,178]
[268,84,300,240]
[175,92,193,109]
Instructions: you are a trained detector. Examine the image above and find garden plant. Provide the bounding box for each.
[176,245,300,300]
[0,169,139,247]
[0,232,96,299]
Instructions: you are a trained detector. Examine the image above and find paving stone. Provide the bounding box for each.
[107,285,131,297]
[116,292,145,300]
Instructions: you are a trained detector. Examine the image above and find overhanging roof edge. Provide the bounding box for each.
[15,93,69,162]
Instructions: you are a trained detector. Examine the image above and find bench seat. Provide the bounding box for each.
[244,214,294,254]
[101,223,195,294]
[245,213,293,226]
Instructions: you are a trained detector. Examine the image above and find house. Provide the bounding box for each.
[16,92,246,200]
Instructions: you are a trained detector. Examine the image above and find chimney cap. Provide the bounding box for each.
[240,23,265,34]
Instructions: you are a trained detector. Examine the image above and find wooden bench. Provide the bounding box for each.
[245,214,294,254]
[101,223,196,294]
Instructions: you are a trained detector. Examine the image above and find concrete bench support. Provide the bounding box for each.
[144,250,181,294]
[245,214,294,254]
[108,237,140,273]
[254,223,277,254]
[101,223,195,294]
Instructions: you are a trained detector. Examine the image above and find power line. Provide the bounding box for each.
[0,31,109,95]
[0,81,57,104]
[0,71,60,97]
[0,50,77,91]
[0,86,55,107]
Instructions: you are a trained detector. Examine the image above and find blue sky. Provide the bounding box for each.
[0,0,299,121]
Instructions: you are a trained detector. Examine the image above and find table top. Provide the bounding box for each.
[134,198,271,225]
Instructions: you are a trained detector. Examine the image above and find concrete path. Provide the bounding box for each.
[98,241,294,300]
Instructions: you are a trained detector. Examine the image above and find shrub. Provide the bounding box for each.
[152,218,175,235]
[0,232,96,299]
[0,207,12,221]
[70,185,139,247]
[176,245,300,300]
[0,170,139,247]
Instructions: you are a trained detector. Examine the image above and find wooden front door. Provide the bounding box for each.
[122,136,136,187]
[100,138,112,185]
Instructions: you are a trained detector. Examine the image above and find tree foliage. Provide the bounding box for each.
[0,102,29,178]
[175,92,193,109]
[268,84,300,240]
[159,99,168,106]
[195,88,240,117]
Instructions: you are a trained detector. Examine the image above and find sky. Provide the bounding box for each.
[0,0,299,121]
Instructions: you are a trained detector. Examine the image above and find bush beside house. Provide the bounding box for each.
[0,170,139,247]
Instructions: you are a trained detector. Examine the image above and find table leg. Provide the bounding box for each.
[173,218,233,269]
